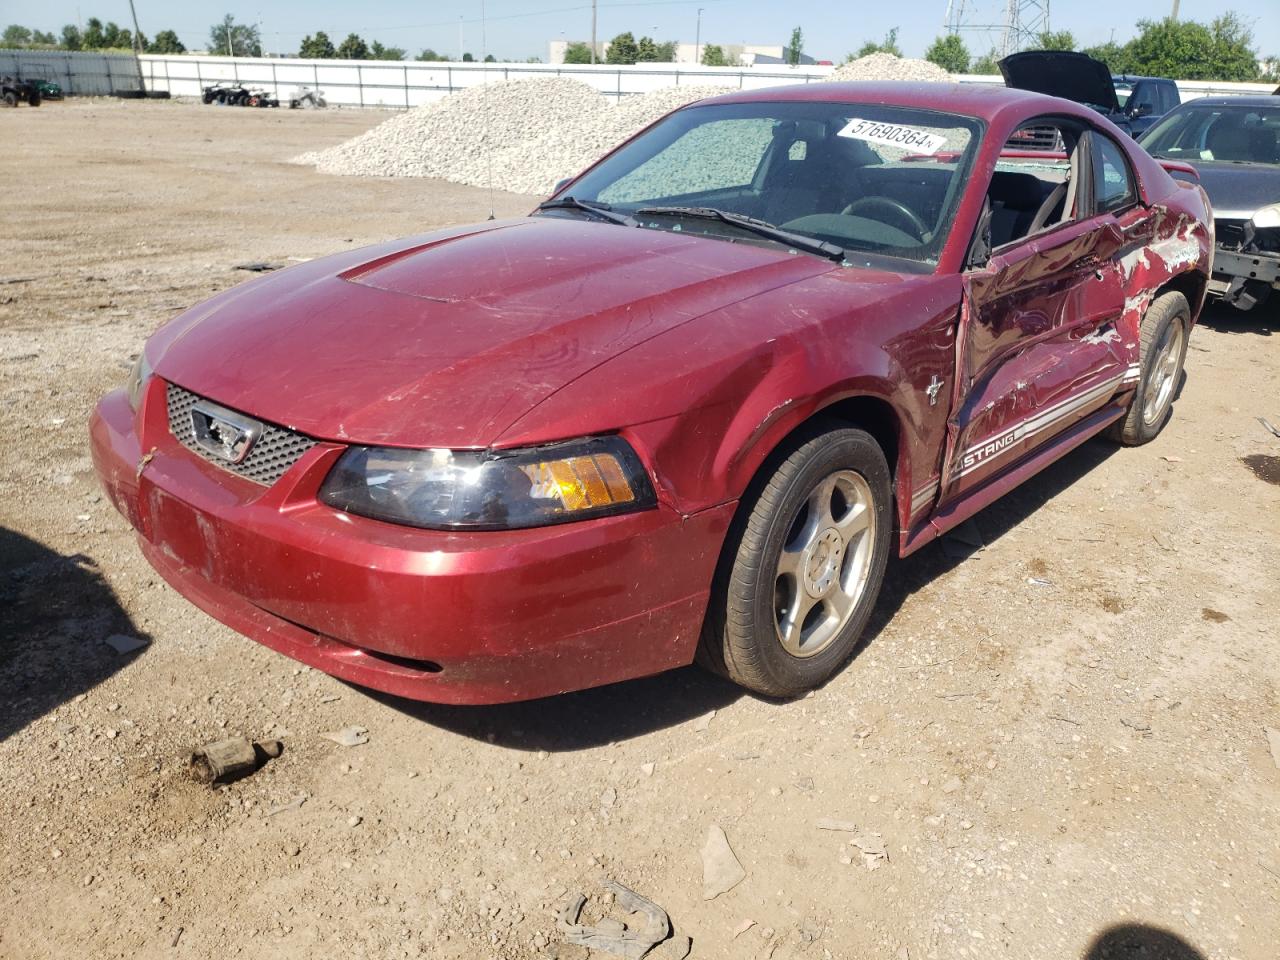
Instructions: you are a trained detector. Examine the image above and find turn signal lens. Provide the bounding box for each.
[319,436,656,530]
[519,453,637,512]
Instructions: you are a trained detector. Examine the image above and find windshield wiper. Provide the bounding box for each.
[635,206,847,262]
[537,196,638,227]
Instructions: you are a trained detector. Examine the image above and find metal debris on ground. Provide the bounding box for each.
[1257,417,1280,439]
[322,725,369,747]
[850,833,888,870]
[189,737,284,785]
[266,793,309,817]
[701,823,746,900]
[103,633,148,654]
[556,879,671,959]
[232,261,284,272]
[814,818,859,833]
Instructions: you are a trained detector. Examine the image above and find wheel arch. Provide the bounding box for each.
[1157,269,1207,322]
[724,389,911,538]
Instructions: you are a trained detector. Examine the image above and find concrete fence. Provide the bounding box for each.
[2,47,1274,108]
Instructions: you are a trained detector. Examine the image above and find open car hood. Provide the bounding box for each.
[998,51,1119,114]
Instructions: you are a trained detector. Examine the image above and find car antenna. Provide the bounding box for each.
[482,0,496,220]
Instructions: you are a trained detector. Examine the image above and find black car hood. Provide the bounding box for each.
[1188,162,1280,219]
[999,51,1119,113]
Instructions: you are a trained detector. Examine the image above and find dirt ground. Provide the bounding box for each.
[1,99,1278,960]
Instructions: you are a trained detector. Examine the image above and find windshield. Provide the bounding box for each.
[549,100,983,269]
[1113,81,1132,108]
[1141,103,1280,165]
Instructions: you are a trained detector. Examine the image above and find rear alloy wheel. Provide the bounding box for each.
[1109,291,1190,446]
[700,423,892,698]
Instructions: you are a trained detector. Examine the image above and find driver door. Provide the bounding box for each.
[942,124,1132,501]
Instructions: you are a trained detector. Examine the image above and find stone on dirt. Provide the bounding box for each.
[322,725,369,747]
[701,824,746,900]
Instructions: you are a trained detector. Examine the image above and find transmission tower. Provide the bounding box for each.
[1000,0,1050,57]
[944,0,1051,60]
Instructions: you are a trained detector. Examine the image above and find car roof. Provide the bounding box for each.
[694,81,1093,124]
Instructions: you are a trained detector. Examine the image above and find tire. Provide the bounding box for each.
[289,99,299,109]
[315,97,327,108]
[28,89,41,107]
[1107,291,1190,446]
[2,92,16,108]
[699,422,893,698]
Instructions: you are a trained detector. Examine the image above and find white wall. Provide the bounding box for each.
[1,48,1273,108]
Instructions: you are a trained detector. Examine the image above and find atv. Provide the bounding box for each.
[1,75,41,108]
[244,86,279,108]
[287,85,327,109]
[202,82,249,105]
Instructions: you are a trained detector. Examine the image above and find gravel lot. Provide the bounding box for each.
[2,99,1279,960]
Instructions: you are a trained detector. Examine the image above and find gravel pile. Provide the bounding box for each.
[297,56,951,196]
[297,78,731,196]
[827,52,951,84]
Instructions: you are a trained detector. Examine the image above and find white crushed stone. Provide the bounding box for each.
[827,52,951,84]
[296,77,731,196]
[296,56,949,195]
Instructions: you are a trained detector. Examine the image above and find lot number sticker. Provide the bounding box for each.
[837,118,947,155]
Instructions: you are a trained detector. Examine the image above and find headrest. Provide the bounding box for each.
[1206,123,1250,161]
[988,171,1045,209]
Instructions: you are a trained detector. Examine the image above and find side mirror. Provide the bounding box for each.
[551,177,573,196]
[1131,102,1153,118]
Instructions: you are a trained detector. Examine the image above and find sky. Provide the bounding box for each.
[4,0,1277,62]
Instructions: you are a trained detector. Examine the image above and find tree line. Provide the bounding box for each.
[2,19,186,54]
[918,13,1273,82]
[560,26,806,67]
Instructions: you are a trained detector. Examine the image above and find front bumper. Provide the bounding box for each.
[1211,246,1280,287]
[90,382,733,704]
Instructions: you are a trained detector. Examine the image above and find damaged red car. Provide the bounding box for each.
[91,82,1212,704]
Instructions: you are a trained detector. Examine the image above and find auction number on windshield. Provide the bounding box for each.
[837,118,948,155]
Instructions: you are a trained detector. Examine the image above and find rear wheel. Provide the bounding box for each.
[699,423,892,698]
[1108,291,1190,446]
[2,92,17,108]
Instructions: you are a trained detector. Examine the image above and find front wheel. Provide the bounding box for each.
[1108,291,1189,446]
[699,423,892,698]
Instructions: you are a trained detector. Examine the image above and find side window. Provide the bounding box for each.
[1130,83,1157,117]
[1091,135,1136,214]
[1158,83,1177,114]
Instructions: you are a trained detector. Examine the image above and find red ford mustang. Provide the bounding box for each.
[91,82,1212,704]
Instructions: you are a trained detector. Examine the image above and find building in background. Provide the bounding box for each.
[547,40,816,66]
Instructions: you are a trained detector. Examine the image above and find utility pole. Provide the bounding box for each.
[226,19,235,56]
[126,0,143,54]
[695,8,703,65]
[591,0,597,64]
[1170,0,1180,20]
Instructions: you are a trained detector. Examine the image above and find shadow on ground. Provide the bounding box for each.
[1197,298,1279,335]
[857,435,1120,653]
[1083,923,1206,959]
[0,526,149,742]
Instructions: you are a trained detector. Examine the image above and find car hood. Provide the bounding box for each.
[998,51,1119,113]
[149,217,836,448]
[1186,162,1280,220]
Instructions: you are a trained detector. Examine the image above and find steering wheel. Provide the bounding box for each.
[841,196,929,243]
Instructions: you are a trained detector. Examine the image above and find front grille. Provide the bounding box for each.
[166,383,317,485]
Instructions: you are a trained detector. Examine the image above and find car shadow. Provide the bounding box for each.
[362,664,744,753]
[1197,298,1279,335]
[1082,923,1206,959]
[0,526,150,743]
[854,435,1121,651]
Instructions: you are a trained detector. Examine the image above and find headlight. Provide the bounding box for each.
[125,352,153,410]
[318,436,657,530]
[1251,203,1280,230]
